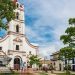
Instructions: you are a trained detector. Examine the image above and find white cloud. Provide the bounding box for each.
[39,44,56,59]
[24,0,75,58]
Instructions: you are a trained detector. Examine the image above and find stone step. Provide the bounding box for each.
[0,67,11,73]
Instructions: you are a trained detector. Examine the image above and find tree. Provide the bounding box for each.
[60,47,74,67]
[29,55,40,67]
[0,0,16,30]
[60,18,75,74]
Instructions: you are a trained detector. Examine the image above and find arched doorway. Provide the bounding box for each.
[14,57,21,70]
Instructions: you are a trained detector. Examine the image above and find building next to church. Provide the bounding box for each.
[51,51,75,71]
[0,0,38,70]
[50,51,64,71]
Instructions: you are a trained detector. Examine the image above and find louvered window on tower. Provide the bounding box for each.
[0,47,2,50]
[17,3,19,8]
[16,25,19,32]
[16,12,19,19]
[16,45,19,50]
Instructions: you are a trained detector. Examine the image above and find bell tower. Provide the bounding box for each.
[15,2,24,21]
[8,1,25,35]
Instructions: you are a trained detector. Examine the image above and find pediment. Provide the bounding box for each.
[13,37,22,42]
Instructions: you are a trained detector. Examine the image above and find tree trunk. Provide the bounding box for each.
[66,59,70,75]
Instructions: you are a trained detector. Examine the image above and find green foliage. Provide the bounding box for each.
[64,65,71,70]
[60,18,75,55]
[29,55,40,66]
[60,18,75,45]
[65,27,75,36]
[0,0,16,30]
[60,35,72,44]
[0,19,8,30]
[60,18,75,72]
[69,18,75,25]
[60,46,74,60]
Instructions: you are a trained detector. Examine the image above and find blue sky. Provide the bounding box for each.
[21,0,75,58]
[1,0,75,59]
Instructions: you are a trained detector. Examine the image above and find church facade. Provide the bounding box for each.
[0,1,38,70]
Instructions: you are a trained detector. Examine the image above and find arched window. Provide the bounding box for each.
[17,3,19,8]
[16,12,19,19]
[16,25,19,32]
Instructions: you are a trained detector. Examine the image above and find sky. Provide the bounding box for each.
[0,0,75,59]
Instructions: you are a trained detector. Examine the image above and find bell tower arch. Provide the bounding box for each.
[16,25,19,33]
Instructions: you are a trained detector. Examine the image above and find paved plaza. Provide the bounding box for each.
[19,69,57,75]
[19,69,75,75]
[0,67,75,75]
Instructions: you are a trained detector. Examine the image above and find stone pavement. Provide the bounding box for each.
[17,69,75,75]
[70,71,75,74]
[34,71,56,75]
[50,71,75,75]
[0,67,11,73]
[15,69,75,75]
[34,72,56,75]
[17,68,60,75]
[47,71,56,75]
[53,71,65,74]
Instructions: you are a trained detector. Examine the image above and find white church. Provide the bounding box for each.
[0,0,38,70]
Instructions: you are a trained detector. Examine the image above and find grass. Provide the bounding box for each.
[56,73,75,75]
[0,73,32,75]
[39,72,48,75]
[0,73,19,75]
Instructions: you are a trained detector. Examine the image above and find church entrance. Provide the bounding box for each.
[14,57,21,70]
